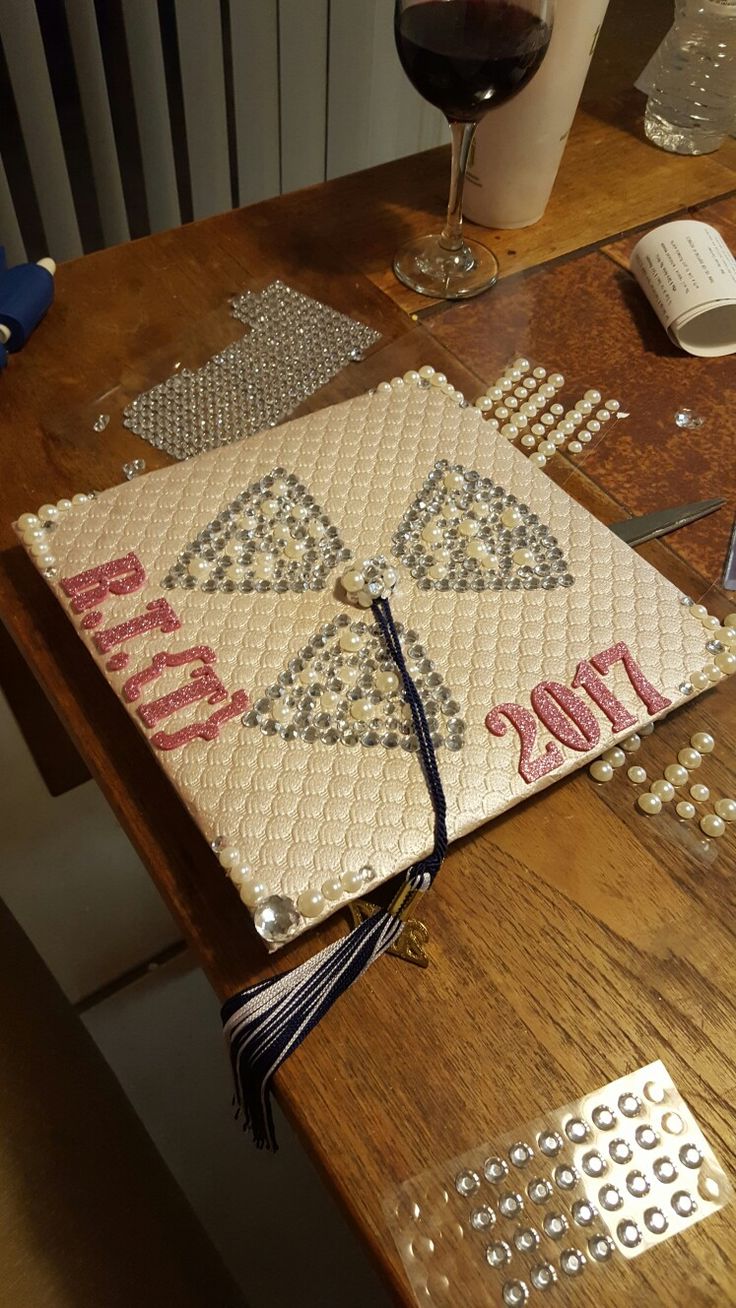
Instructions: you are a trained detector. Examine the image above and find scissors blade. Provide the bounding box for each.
[610,499,726,546]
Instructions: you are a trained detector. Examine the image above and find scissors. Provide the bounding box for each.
[609,498,725,546]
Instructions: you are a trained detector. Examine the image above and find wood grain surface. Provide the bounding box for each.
[1,16,736,1306]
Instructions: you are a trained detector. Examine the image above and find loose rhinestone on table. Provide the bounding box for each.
[486,1240,512,1268]
[571,1200,597,1227]
[565,1118,589,1143]
[502,1281,528,1306]
[588,1234,615,1262]
[513,1227,540,1253]
[617,1219,642,1248]
[542,1213,568,1240]
[645,1207,669,1234]
[559,1248,586,1277]
[509,1141,534,1168]
[599,1184,623,1210]
[538,1130,563,1156]
[591,1105,617,1130]
[553,1164,578,1191]
[123,458,146,479]
[527,1178,553,1204]
[674,408,704,429]
[582,1150,607,1177]
[499,1192,524,1218]
[609,1139,632,1164]
[93,413,110,431]
[672,1191,697,1217]
[484,1157,509,1183]
[471,1203,496,1230]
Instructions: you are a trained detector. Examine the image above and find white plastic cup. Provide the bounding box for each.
[464,0,610,230]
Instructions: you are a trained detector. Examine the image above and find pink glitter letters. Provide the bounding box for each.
[485,702,564,784]
[123,646,217,703]
[93,599,181,655]
[61,552,146,614]
[530,681,601,752]
[572,659,637,732]
[591,641,672,714]
[151,690,250,751]
[138,664,228,729]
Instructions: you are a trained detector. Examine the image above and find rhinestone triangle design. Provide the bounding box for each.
[242,613,466,751]
[161,467,350,594]
[392,460,575,593]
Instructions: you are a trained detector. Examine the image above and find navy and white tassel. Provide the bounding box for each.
[222,571,447,1150]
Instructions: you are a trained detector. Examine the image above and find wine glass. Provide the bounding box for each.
[394,0,555,299]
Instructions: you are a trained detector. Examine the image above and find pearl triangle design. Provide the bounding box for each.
[161,468,350,594]
[392,460,575,593]
[242,612,465,751]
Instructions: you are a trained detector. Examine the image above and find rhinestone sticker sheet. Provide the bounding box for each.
[122,280,381,459]
[387,1061,731,1307]
[15,382,715,948]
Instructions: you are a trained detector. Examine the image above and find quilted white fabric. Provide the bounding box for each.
[17,383,710,948]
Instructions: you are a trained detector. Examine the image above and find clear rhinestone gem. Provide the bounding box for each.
[253,895,302,944]
[674,408,704,429]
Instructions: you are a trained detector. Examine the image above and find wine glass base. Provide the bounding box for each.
[393,233,498,300]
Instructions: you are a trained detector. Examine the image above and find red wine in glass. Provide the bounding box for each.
[393,0,554,298]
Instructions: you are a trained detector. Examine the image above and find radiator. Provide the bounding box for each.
[0,0,446,264]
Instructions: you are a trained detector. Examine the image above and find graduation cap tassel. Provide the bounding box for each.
[222,584,447,1150]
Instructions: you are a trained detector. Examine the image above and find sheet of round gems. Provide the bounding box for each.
[386,1061,731,1307]
[123,280,381,460]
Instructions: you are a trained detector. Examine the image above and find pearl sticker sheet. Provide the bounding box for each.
[387,1061,731,1307]
[13,379,719,949]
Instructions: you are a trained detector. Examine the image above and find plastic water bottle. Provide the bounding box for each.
[644,0,736,155]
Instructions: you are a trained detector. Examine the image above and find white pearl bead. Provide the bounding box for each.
[228,563,247,582]
[297,889,325,918]
[690,604,708,620]
[514,386,528,399]
[390,378,405,389]
[559,420,576,436]
[700,814,726,839]
[341,869,365,894]
[466,540,490,562]
[539,382,556,398]
[549,373,565,388]
[521,434,537,448]
[589,760,613,783]
[529,423,544,437]
[72,493,89,506]
[485,418,499,430]
[38,554,56,567]
[690,670,709,691]
[285,538,307,560]
[603,747,626,768]
[422,523,444,545]
[575,400,592,415]
[253,555,275,579]
[676,801,696,820]
[704,664,722,682]
[715,651,736,674]
[375,669,399,694]
[567,440,583,454]
[726,613,736,629]
[552,431,566,446]
[596,409,611,422]
[486,386,503,402]
[533,366,546,379]
[579,431,593,443]
[605,398,620,412]
[261,498,279,518]
[640,723,655,736]
[565,411,583,426]
[690,731,714,753]
[664,764,689,787]
[188,557,211,579]
[586,420,601,433]
[714,798,736,822]
[38,503,59,521]
[721,626,736,646]
[240,880,269,909]
[514,413,528,429]
[622,734,641,752]
[530,453,547,467]
[350,698,374,722]
[501,507,522,529]
[501,423,519,439]
[229,863,253,887]
[18,513,41,532]
[520,402,538,418]
[320,691,340,713]
[702,614,721,630]
[514,357,530,371]
[509,367,523,381]
[475,396,494,411]
[431,372,447,387]
[495,405,510,420]
[690,783,710,802]
[26,527,47,542]
[218,846,242,869]
[540,412,555,426]
[340,629,363,652]
[585,389,602,403]
[650,779,675,803]
[458,518,479,537]
[419,365,435,379]
[538,440,556,457]
[638,792,662,815]
[341,568,364,593]
[513,548,535,567]
[678,748,702,769]
[377,380,392,394]
[628,766,647,784]
[57,499,73,511]
[271,700,292,724]
[403,370,420,384]
[322,877,343,901]
[444,471,465,492]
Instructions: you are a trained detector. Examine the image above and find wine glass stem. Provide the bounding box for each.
[440,121,477,253]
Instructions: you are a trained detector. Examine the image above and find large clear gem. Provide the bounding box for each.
[253,895,302,944]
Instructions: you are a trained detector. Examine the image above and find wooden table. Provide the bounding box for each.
[2,24,736,1306]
